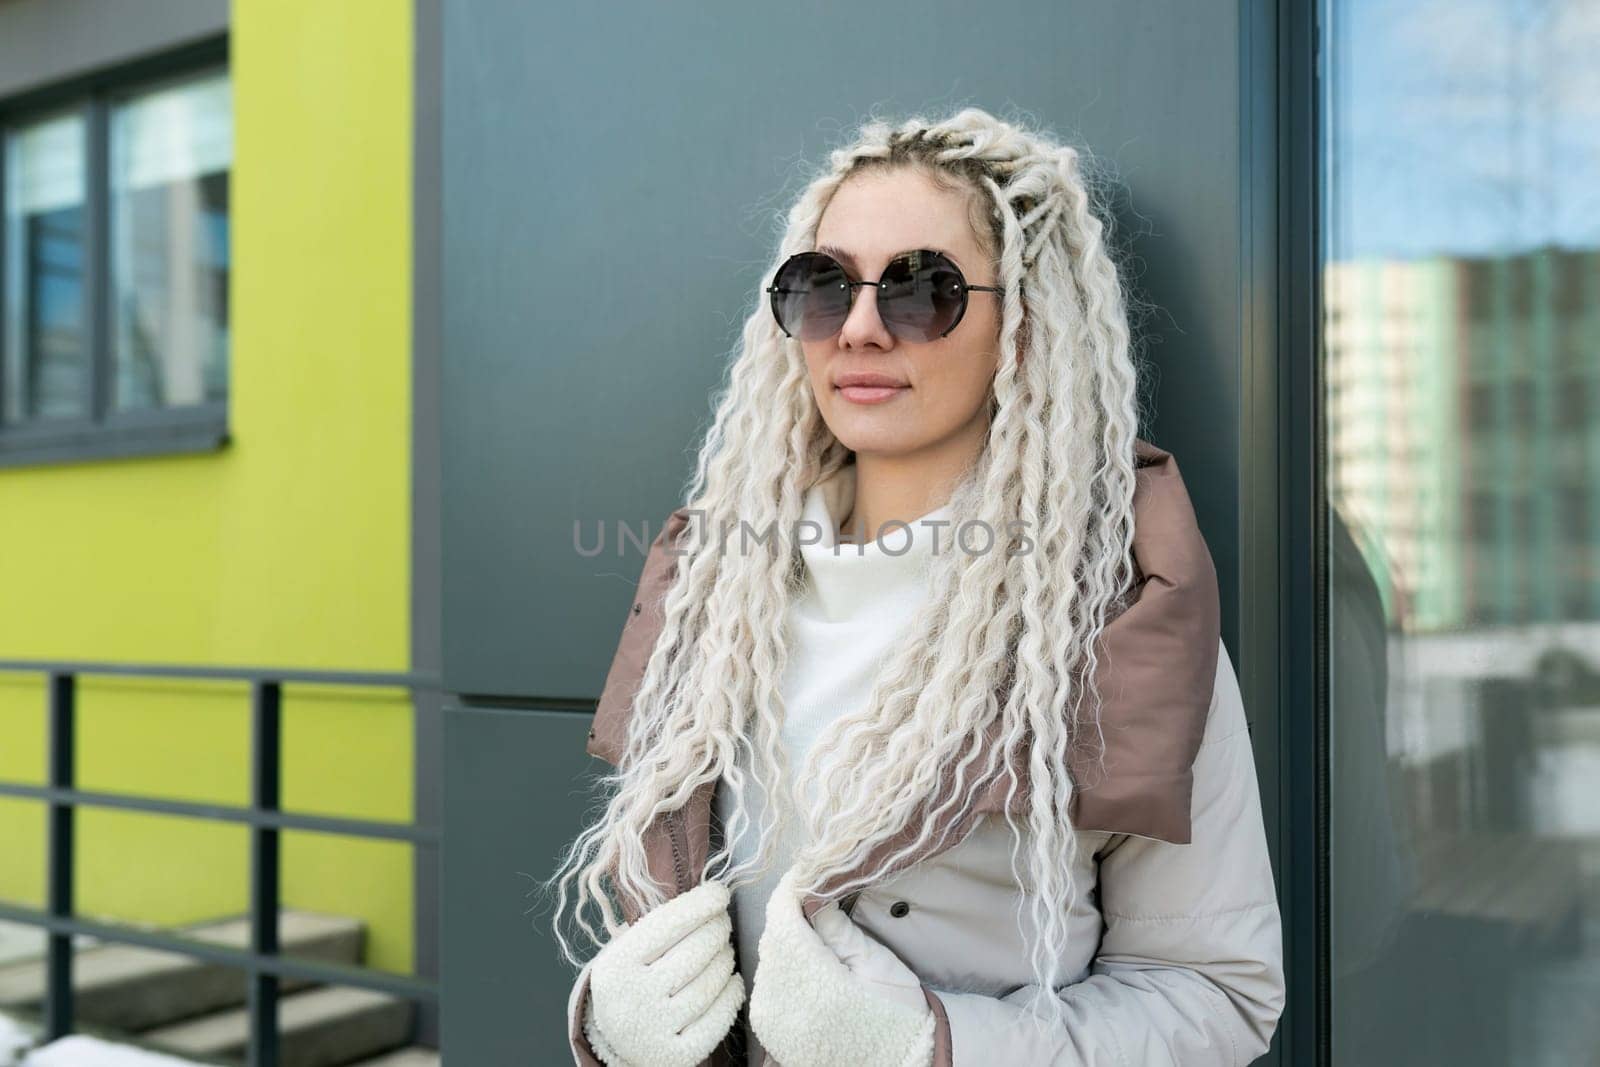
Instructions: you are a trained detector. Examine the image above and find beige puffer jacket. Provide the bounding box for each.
[566,438,1285,1065]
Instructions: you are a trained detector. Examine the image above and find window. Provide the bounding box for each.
[0,59,229,467]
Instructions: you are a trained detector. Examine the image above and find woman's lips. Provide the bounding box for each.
[836,384,907,404]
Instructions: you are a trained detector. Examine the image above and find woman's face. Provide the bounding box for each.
[804,168,1001,461]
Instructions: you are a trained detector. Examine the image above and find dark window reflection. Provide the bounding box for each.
[2,111,89,423]
[1325,0,1600,1063]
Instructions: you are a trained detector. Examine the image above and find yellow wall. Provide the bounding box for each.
[0,0,415,975]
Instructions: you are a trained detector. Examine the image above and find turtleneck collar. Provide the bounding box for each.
[795,463,955,623]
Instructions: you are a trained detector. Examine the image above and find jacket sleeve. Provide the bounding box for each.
[927,639,1285,1066]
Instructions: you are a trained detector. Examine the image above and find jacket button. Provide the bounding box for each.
[889,900,911,918]
[587,728,596,739]
[631,602,642,615]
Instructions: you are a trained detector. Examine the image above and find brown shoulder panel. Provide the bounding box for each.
[1068,436,1221,842]
[587,506,693,765]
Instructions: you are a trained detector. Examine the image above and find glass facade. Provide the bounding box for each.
[1323,0,1600,1062]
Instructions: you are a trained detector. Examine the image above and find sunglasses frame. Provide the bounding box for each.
[765,248,1005,342]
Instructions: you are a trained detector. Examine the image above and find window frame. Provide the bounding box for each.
[0,34,229,470]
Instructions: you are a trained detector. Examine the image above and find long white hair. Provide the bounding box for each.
[548,105,1150,1031]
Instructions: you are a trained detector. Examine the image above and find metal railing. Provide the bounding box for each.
[0,658,442,1067]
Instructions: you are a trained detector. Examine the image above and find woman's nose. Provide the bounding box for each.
[837,283,893,348]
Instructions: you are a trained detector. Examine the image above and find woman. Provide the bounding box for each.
[548,107,1285,1066]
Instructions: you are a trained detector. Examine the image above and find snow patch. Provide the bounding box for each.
[22,1036,211,1066]
[0,1018,212,1067]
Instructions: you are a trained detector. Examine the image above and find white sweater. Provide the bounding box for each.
[714,462,952,1065]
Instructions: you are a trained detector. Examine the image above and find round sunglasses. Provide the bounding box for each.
[766,249,1004,343]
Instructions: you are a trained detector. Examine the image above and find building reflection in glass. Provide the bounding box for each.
[1324,1,1599,1062]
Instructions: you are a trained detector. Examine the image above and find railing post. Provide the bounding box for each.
[45,673,75,1042]
[247,680,282,1067]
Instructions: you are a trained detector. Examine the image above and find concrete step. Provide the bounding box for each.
[0,920,62,968]
[138,985,413,1067]
[0,912,364,1031]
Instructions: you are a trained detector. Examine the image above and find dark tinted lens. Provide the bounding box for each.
[770,252,852,341]
[878,250,966,341]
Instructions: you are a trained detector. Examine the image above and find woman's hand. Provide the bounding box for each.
[583,879,745,1067]
[749,868,935,1067]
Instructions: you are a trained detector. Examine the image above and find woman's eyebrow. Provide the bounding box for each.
[815,244,856,266]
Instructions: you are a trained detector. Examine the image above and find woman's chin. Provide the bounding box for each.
[833,431,927,458]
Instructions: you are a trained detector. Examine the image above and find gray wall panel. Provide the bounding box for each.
[441,0,1248,702]
[441,704,601,1065]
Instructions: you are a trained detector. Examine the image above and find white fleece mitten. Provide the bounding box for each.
[749,869,935,1067]
[583,879,745,1067]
